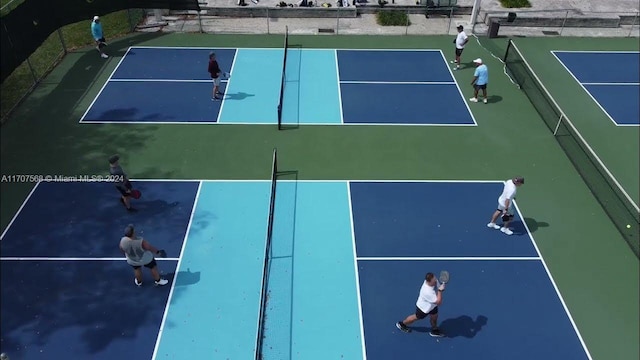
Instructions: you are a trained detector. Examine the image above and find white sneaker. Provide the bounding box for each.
[134,278,142,287]
[483,98,488,104]
[487,222,500,230]
[155,278,169,286]
[101,53,108,59]
[500,227,513,235]
[469,97,478,102]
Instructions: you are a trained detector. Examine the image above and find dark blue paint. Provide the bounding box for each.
[340,83,474,125]
[0,260,176,360]
[350,182,536,257]
[337,50,453,82]
[358,260,588,360]
[112,48,236,80]
[0,181,199,257]
[584,84,640,125]
[554,52,640,83]
[83,82,222,122]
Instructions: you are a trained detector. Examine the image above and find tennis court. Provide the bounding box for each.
[79,45,475,126]
[1,33,638,360]
[0,176,589,359]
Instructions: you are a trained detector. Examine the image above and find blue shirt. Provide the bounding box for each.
[474,64,488,85]
[91,21,103,40]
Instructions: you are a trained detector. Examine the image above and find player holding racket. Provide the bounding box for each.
[109,154,136,212]
[487,176,525,235]
[119,224,169,287]
[208,52,225,100]
[396,272,446,337]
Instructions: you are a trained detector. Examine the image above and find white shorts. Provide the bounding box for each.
[213,77,221,86]
[497,198,513,213]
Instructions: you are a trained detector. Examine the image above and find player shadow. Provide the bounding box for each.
[486,95,503,104]
[523,217,549,233]
[223,92,255,100]
[414,315,488,338]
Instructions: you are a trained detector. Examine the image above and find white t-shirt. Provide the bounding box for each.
[455,31,468,49]
[415,281,438,313]
[498,179,517,207]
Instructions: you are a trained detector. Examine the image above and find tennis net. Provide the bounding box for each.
[277,27,289,130]
[255,148,278,359]
[504,39,639,258]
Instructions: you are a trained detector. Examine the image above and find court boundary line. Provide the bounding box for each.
[217,48,239,124]
[0,257,180,261]
[339,81,457,85]
[356,256,541,261]
[0,182,40,241]
[513,201,593,360]
[79,120,478,126]
[79,47,132,123]
[550,50,639,127]
[151,180,203,360]
[335,49,345,125]
[346,181,368,360]
[108,79,229,83]
[130,46,446,52]
[548,50,640,54]
[438,50,479,126]
[581,82,640,86]
[127,179,507,183]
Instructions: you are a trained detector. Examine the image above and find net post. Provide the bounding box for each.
[503,39,513,63]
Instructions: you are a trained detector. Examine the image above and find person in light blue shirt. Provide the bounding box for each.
[91,16,108,59]
[470,58,488,104]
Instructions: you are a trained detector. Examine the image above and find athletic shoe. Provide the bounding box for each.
[396,322,411,333]
[155,278,169,286]
[487,222,500,230]
[101,53,108,59]
[429,328,445,337]
[469,97,478,102]
[134,278,142,287]
[500,227,513,235]
[483,98,488,104]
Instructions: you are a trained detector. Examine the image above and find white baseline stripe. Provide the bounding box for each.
[347,181,367,360]
[339,81,456,85]
[0,257,179,261]
[0,182,41,241]
[109,78,228,83]
[356,257,541,261]
[581,82,639,86]
[152,181,203,360]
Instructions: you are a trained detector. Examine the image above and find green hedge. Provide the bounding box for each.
[376,11,411,26]
[499,0,531,8]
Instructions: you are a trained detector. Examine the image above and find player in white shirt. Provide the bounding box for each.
[396,272,446,337]
[487,176,525,235]
[451,25,469,70]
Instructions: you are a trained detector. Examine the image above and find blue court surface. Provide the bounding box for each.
[80,47,476,126]
[552,51,640,126]
[0,179,591,359]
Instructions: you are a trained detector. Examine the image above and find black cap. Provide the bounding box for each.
[457,25,464,30]
[514,176,525,184]
[124,224,134,237]
[108,154,119,164]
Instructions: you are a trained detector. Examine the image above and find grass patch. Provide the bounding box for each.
[376,11,411,26]
[1,9,144,121]
[499,0,531,8]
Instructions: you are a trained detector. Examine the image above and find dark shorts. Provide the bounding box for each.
[455,48,464,57]
[131,258,157,270]
[474,84,487,90]
[116,181,132,196]
[415,306,438,319]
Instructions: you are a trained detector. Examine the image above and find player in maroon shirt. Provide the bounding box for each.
[208,52,224,100]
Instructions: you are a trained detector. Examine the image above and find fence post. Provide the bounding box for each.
[447,7,453,34]
[628,11,638,37]
[57,29,67,54]
[559,10,568,35]
[405,9,409,35]
[336,7,340,35]
[267,8,270,34]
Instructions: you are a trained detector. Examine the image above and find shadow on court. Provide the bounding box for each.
[523,217,550,233]
[413,315,488,338]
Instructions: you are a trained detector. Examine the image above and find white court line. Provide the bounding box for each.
[335,50,345,125]
[78,120,477,126]
[356,257,541,261]
[0,182,41,241]
[550,51,638,127]
[339,81,457,85]
[347,181,367,360]
[108,78,228,83]
[79,47,132,123]
[0,257,179,261]
[131,46,444,52]
[550,50,640,54]
[438,50,479,126]
[581,82,639,86]
[152,181,203,360]
[128,179,507,184]
[514,201,594,360]
[217,47,240,124]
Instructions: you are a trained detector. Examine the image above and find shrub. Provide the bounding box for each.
[499,0,531,8]
[376,11,411,26]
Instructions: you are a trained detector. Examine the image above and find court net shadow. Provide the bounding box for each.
[414,315,488,338]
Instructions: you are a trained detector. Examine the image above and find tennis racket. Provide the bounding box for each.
[501,213,514,222]
[130,189,142,199]
[439,270,450,285]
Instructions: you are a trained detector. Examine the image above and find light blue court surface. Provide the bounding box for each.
[80,47,475,126]
[552,51,640,125]
[0,180,590,360]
